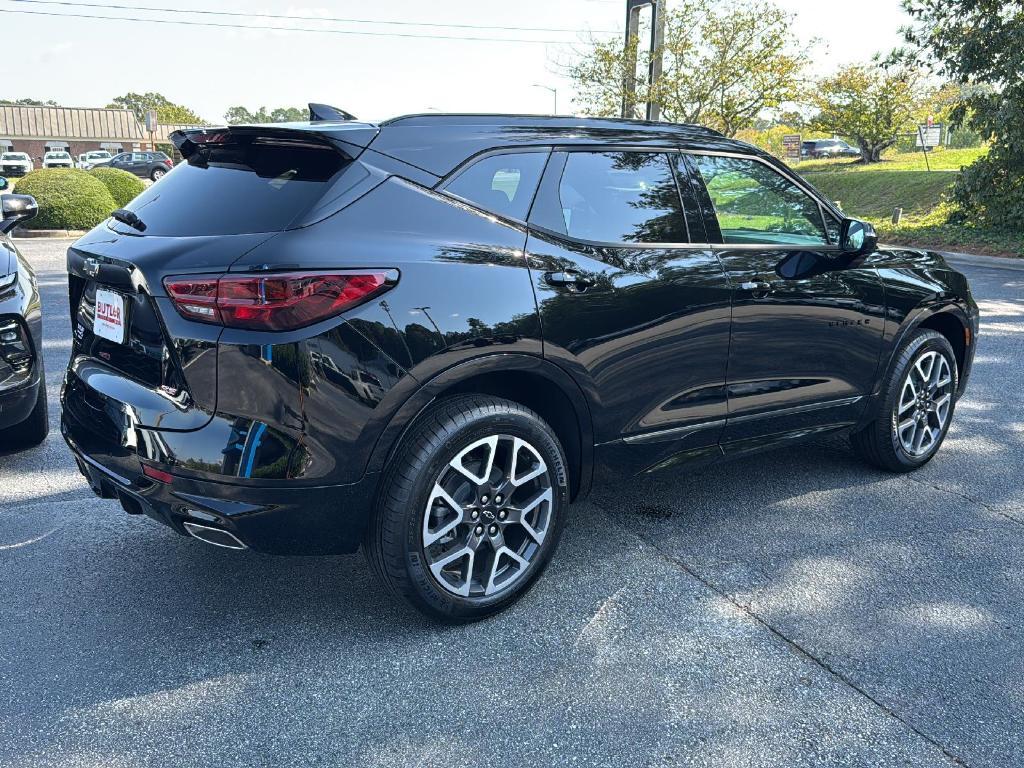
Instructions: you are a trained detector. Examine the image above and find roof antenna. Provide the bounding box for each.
[309,103,357,122]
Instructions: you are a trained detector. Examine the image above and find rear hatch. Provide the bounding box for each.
[66,122,382,432]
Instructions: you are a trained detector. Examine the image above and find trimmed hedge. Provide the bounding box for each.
[88,166,145,207]
[13,169,116,230]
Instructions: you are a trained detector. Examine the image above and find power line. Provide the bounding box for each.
[0,7,599,41]
[5,0,619,34]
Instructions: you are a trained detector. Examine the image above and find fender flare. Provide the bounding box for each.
[863,298,972,417]
[364,352,596,498]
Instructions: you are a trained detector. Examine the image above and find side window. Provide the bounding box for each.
[691,155,828,246]
[442,152,548,221]
[537,151,687,244]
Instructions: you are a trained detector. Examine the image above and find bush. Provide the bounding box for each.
[13,169,116,230]
[88,166,145,207]
[952,152,1024,232]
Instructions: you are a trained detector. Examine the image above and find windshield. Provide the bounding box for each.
[120,139,351,236]
[46,152,71,159]
[2,153,28,161]
[87,152,111,159]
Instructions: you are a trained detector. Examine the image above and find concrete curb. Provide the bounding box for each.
[939,250,1024,272]
[12,229,86,239]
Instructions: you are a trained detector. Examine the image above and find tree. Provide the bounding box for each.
[810,63,919,163]
[224,106,307,124]
[568,0,810,136]
[106,92,204,125]
[2,98,59,106]
[901,0,1024,229]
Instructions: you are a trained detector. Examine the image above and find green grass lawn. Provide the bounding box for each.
[793,146,1022,257]
[793,146,987,174]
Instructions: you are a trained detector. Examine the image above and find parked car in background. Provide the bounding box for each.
[93,151,173,181]
[0,153,33,177]
[61,112,978,621]
[0,176,46,450]
[801,139,861,159]
[77,151,112,170]
[42,151,74,169]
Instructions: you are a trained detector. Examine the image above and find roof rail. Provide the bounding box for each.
[309,103,357,122]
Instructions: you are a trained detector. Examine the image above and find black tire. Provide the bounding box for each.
[0,367,48,450]
[365,394,569,622]
[150,167,165,181]
[851,329,958,472]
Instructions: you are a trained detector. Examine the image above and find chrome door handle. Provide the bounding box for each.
[740,280,773,293]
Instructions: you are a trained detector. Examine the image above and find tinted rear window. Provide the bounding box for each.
[120,140,349,236]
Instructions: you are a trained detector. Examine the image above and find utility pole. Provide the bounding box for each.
[621,0,665,121]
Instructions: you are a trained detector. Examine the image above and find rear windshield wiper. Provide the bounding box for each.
[111,208,147,232]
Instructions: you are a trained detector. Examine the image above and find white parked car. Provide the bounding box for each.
[42,151,74,169]
[0,152,33,177]
[77,150,112,170]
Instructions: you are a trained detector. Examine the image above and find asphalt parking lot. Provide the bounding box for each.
[1,238,1021,768]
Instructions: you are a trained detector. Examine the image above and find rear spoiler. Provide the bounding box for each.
[171,120,379,162]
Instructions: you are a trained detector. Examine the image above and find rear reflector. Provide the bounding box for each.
[142,464,174,484]
[164,270,396,331]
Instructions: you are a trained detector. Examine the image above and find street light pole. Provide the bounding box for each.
[532,84,558,115]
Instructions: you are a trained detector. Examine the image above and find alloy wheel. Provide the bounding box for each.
[894,349,954,457]
[422,434,553,598]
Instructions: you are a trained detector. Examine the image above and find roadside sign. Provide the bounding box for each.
[782,133,801,162]
[916,124,942,148]
[145,109,158,133]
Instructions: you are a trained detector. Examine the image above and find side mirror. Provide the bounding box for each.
[0,177,7,191]
[0,194,38,234]
[840,218,877,256]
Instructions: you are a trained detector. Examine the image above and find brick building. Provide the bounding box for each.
[0,104,147,161]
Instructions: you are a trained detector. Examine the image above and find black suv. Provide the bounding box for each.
[96,151,174,181]
[61,111,978,620]
[801,138,861,159]
[0,179,46,450]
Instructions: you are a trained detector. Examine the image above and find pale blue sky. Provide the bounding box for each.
[14,0,908,123]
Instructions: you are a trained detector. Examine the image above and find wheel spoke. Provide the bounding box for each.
[898,383,916,415]
[449,435,498,486]
[422,484,465,546]
[429,546,475,597]
[509,437,547,487]
[913,422,928,453]
[484,546,529,595]
[507,487,552,544]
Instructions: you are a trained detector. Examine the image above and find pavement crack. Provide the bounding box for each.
[594,505,970,767]
[902,474,1024,529]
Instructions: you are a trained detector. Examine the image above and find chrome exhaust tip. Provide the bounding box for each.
[183,521,247,550]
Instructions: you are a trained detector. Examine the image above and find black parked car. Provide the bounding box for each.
[801,138,862,159]
[0,178,47,449]
[61,111,978,620]
[94,151,173,181]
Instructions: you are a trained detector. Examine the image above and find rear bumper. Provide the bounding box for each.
[62,419,379,555]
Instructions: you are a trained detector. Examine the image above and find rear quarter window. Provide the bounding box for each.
[441,151,548,221]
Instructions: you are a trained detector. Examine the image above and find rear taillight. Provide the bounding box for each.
[163,271,396,331]
[163,159,173,168]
